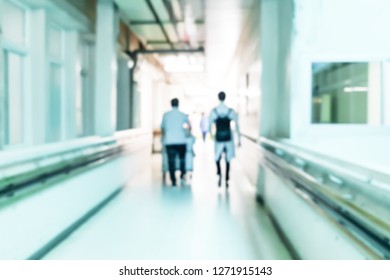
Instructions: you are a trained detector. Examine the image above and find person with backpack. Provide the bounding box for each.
[208,91,241,189]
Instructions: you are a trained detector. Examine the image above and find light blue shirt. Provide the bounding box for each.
[200,116,209,132]
[161,108,190,145]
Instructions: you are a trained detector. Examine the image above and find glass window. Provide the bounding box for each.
[385,62,390,126]
[311,62,381,124]
[76,42,95,136]
[2,51,24,145]
[76,63,84,136]
[2,1,26,46]
[48,27,63,60]
[47,64,63,142]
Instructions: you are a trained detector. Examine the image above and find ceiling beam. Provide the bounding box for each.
[144,0,174,49]
[146,40,205,45]
[135,47,204,55]
[162,0,182,44]
[129,19,205,25]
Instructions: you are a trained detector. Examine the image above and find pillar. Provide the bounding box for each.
[94,0,118,136]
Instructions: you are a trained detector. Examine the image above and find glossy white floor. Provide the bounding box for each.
[44,140,291,259]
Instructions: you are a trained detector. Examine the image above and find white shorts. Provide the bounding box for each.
[214,140,235,162]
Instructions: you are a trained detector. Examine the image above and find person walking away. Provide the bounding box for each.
[161,98,191,186]
[209,92,241,189]
[200,112,209,142]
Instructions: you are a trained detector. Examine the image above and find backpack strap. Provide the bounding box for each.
[212,108,219,118]
[213,108,232,118]
[227,108,232,118]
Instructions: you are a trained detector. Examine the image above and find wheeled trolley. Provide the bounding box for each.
[162,136,195,183]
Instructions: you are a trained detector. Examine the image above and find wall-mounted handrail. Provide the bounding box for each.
[259,137,390,213]
[240,133,390,259]
[0,129,152,199]
[261,137,390,187]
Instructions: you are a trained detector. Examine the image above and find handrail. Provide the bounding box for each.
[0,138,114,169]
[240,132,258,144]
[0,129,152,199]
[261,137,390,187]
[259,137,390,215]
[0,129,149,169]
[241,133,390,259]
[260,138,390,259]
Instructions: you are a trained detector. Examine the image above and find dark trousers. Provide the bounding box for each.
[202,131,207,142]
[216,147,230,181]
[166,144,186,184]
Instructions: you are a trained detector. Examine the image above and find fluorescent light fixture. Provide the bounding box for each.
[343,86,368,93]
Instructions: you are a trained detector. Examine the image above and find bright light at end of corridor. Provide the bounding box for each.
[164,64,204,73]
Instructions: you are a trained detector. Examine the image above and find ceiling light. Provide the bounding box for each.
[343,86,368,93]
[164,64,204,73]
[127,59,135,69]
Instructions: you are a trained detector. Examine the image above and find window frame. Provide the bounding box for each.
[293,54,390,140]
[0,0,30,150]
[46,24,65,143]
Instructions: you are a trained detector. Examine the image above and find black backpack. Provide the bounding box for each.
[214,108,232,142]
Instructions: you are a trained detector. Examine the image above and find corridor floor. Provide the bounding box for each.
[44,140,291,259]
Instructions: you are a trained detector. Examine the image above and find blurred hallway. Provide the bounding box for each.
[1,0,390,260]
[43,139,291,259]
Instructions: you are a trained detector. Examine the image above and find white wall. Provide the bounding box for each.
[289,0,390,139]
[255,2,390,253]
[152,81,172,130]
[138,73,154,130]
[260,0,390,139]
[0,134,152,259]
[263,167,371,259]
[135,59,169,131]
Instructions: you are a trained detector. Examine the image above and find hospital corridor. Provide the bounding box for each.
[0,0,390,260]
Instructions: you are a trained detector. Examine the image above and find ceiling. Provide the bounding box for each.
[115,0,205,49]
[114,0,255,94]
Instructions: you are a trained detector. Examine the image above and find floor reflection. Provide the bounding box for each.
[43,140,291,259]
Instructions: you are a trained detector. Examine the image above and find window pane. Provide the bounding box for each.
[2,1,25,45]
[385,62,390,126]
[48,27,63,60]
[47,64,62,142]
[311,62,381,124]
[76,62,83,136]
[3,52,24,145]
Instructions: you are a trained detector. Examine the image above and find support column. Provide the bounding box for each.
[259,0,281,138]
[259,0,293,139]
[116,56,130,130]
[129,56,137,128]
[94,0,118,136]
